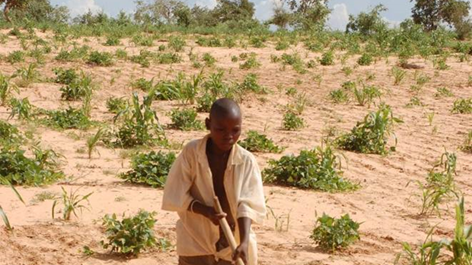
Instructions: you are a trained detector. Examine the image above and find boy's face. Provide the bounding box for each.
[206,114,242,152]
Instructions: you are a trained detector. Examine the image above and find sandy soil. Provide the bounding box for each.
[0,29,471,265]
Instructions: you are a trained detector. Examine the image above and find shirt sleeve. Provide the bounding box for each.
[161,146,194,212]
[237,155,266,225]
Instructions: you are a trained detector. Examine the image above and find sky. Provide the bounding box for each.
[50,0,471,30]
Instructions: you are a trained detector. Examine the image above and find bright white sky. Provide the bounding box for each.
[50,0,471,30]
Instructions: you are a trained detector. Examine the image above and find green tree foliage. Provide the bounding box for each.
[273,0,330,30]
[134,0,188,25]
[411,0,471,36]
[0,0,69,23]
[346,4,388,35]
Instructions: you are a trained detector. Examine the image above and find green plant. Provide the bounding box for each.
[263,145,357,192]
[106,97,129,114]
[87,129,103,159]
[319,50,334,66]
[329,89,349,103]
[132,34,154,46]
[53,68,79,85]
[120,151,176,188]
[108,93,166,148]
[275,40,290,50]
[239,54,261,70]
[435,87,454,98]
[311,213,360,252]
[101,210,169,256]
[0,74,18,106]
[460,131,472,153]
[395,198,471,265]
[13,63,40,87]
[452,98,472,114]
[406,96,424,108]
[0,145,64,186]
[156,52,181,64]
[335,104,403,154]
[281,53,306,74]
[104,36,121,46]
[416,74,430,86]
[353,85,382,107]
[196,36,221,47]
[237,73,267,94]
[115,49,128,59]
[7,50,25,64]
[202,53,216,66]
[283,111,304,131]
[43,107,92,130]
[87,51,114,66]
[59,73,94,101]
[169,108,204,131]
[0,206,12,231]
[52,187,93,221]
[168,36,186,52]
[239,131,283,153]
[132,77,154,92]
[8,97,32,120]
[130,50,151,67]
[357,53,373,66]
[392,67,406,85]
[417,151,459,216]
[0,120,23,147]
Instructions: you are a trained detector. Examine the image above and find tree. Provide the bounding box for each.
[411,0,471,32]
[0,0,69,23]
[346,4,388,35]
[270,1,292,29]
[275,0,330,30]
[134,0,186,25]
[212,0,255,23]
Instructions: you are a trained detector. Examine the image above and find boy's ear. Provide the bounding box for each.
[205,118,211,130]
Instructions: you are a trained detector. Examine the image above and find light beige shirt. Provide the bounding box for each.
[162,135,266,265]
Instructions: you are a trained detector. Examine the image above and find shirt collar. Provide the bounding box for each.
[197,134,244,166]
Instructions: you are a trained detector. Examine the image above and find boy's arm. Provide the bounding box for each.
[161,149,195,212]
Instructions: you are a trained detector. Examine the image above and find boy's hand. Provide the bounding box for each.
[232,241,248,265]
[204,207,227,226]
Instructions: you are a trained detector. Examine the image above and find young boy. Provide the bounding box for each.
[162,98,266,265]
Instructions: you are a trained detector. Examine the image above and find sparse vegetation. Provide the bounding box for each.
[239,130,283,153]
[311,213,360,252]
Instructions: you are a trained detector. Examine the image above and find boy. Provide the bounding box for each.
[162,98,266,265]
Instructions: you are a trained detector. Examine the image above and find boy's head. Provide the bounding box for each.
[205,98,242,152]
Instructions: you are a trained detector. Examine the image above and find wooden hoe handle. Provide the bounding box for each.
[213,196,245,265]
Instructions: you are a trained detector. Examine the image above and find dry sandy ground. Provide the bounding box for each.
[0,29,471,265]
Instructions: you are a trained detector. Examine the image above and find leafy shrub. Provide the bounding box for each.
[55,45,90,62]
[196,36,221,47]
[130,50,151,67]
[263,146,357,192]
[275,40,290,50]
[0,120,23,147]
[7,50,25,64]
[132,34,154,46]
[115,49,128,60]
[132,77,154,92]
[169,108,204,131]
[283,111,304,130]
[237,73,267,94]
[335,104,403,154]
[353,85,382,107]
[54,68,79,85]
[319,50,334,66]
[60,73,94,101]
[0,146,64,186]
[87,51,113,66]
[281,53,306,74]
[310,214,360,251]
[239,54,261,70]
[120,151,176,188]
[202,53,216,66]
[43,107,92,130]
[101,210,169,256]
[156,52,181,64]
[357,53,373,66]
[238,131,283,153]
[106,93,166,148]
[452,98,472,114]
[104,36,121,46]
[8,97,32,120]
[168,36,186,52]
[106,97,129,114]
[329,89,349,103]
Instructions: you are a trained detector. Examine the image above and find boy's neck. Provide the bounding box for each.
[207,138,232,156]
